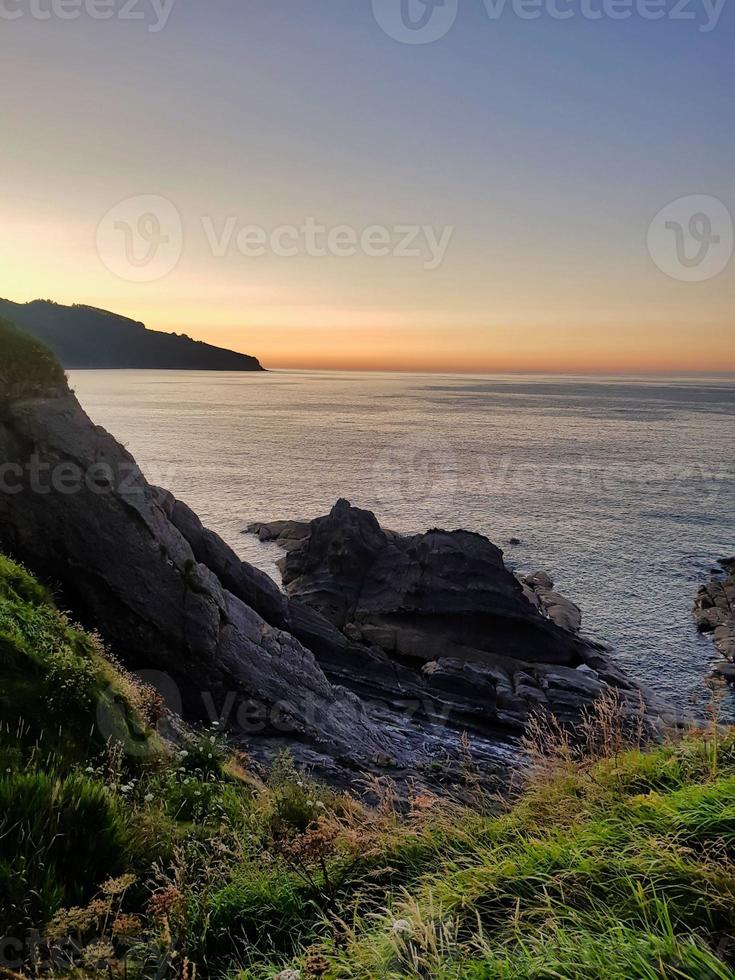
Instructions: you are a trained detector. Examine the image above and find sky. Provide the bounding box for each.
[2,0,733,373]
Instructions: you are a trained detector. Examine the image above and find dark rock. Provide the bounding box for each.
[524,570,555,591]
[713,662,735,683]
[246,520,311,551]
[694,561,735,661]
[262,500,662,734]
[522,572,583,633]
[169,497,290,630]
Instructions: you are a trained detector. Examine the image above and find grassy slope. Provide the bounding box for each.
[1,553,734,979]
[0,554,169,932]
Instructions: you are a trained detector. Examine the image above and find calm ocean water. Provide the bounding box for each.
[69,370,735,717]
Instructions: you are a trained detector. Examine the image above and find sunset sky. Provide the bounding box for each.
[2,0,733,373]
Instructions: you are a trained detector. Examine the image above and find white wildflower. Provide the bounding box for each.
[391,919,413,936]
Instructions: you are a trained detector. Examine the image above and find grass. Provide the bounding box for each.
[0,553,165,771]
[0,771,129,932]
[1,551,734,979]
[0,317,67,400]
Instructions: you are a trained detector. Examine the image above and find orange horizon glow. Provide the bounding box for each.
[3,287,735,377]
[3,230,734,377]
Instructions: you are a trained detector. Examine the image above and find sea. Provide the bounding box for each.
[69,369,735,718]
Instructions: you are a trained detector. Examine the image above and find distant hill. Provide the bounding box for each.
[0,298,265,371]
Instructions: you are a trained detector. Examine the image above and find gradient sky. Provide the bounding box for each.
[2,0,733,372]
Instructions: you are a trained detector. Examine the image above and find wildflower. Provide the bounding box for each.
[391,919,413,935]
[144,792,155,803]
[112,913,142,938]
[102,874,136,895]
[274,970,301,980]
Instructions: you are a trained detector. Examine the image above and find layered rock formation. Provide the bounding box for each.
[247,501,657,732]
[694,558,735,679]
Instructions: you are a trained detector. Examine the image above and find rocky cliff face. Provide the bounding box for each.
[0,381,396,774]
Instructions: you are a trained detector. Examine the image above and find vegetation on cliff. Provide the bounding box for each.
[1,553,734,978]
[0,317,67,401]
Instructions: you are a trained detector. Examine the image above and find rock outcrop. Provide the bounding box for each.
[694,558,735,676]
[246,500,659,732]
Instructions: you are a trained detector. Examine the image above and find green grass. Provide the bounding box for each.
[1,551,734,979]
[0,770,129,933]
[0,553,163,770]
[0,316,66,400]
